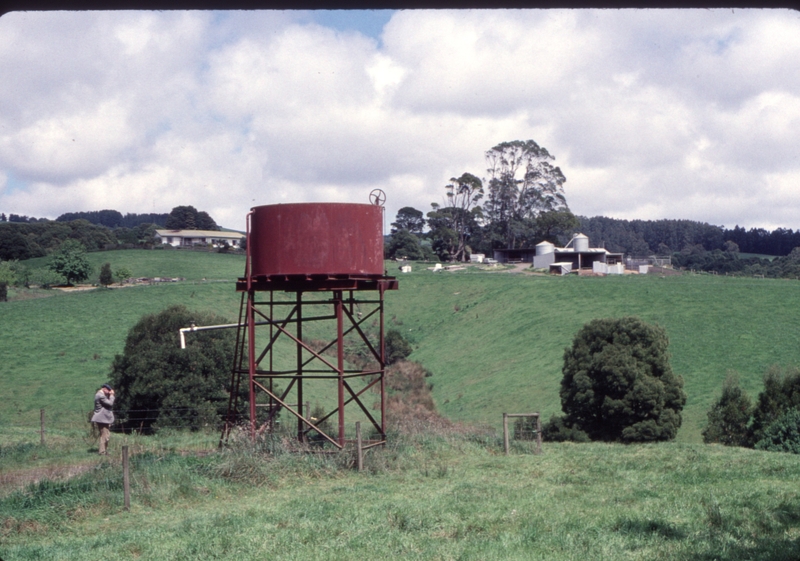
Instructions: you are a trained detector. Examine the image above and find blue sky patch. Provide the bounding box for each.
[307,10,395,44]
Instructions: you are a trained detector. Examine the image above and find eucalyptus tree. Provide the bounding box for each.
[484,140,568,249]
[391,207,426,236]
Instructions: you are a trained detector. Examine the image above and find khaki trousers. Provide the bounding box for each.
[96,423,111,454]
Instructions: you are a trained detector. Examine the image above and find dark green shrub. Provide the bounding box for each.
[99,262,113,287]
[750,366,800,445]
[755,408,800,454]
[385,329,413,365]
[559,317,686,443]
[702,373,753,447]
[109,305,236,433]
[541,414,590,442]
[0,281,6,302]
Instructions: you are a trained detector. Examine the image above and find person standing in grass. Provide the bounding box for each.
[91,384,115,455]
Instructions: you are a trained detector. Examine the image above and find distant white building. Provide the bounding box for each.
[530,234,625,274]
[491,233,624,274]
[155,229,243,248]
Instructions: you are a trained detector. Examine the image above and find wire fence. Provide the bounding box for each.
[0,403,354,445]
[0,407,242,444]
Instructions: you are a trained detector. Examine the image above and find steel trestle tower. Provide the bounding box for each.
[221,200,398,449]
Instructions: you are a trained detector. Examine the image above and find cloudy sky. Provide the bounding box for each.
[1,9,799,231]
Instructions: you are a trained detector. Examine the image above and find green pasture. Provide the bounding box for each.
[21,247,246,283]
[3,251,800,442]
[2,430,800,560]
[393,266,800,442]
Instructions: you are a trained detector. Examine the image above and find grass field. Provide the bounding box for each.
[393,268,800,442]
[3,251,800,442]
[2,428,800,560]
[4,251,800,559]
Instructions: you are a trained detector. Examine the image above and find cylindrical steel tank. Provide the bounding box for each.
[573,234,589,253]
[536,241,555,256]
[249,203,384,277]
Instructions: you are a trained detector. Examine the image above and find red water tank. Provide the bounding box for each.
[248,203,385,278]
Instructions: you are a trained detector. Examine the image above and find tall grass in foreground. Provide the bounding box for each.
[2,424,800,560]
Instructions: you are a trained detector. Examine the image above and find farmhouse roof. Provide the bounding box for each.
[155,229,242,239]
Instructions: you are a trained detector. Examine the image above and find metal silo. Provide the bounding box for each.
[573,233,590,253]
[536,241,555,255]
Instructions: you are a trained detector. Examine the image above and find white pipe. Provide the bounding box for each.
[179,323,241,349]
[179,320,274,349]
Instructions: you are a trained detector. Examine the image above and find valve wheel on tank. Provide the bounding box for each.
[369,189,386,207]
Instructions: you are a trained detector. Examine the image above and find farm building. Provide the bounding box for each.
[493,234,625,274]
[155,229,243,248]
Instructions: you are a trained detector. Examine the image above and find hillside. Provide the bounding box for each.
[393,268,800,442]
[3,251,800,442]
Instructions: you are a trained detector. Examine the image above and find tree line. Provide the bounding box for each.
[578,216,800,257]
[0,205,221,261]
[55,210,170,229]
[1,210,169,227]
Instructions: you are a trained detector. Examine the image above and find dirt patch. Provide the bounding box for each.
[505,263,533,274]
[647,266,683,276]
[53,284,97,292]
[0,462,98,495]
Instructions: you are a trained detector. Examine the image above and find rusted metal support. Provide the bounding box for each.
[335,290,345,446]
[296,291,304,442]
[221,203,397,448]
[247,291,257,442]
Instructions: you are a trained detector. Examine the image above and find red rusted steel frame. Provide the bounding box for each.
[341,305,382,365]
[300,307,378,369]
[379,283,386,437]
[251,380,342,449]
[335,291,345,445]
[296,292,304,442]
[237,283,395,445]
[250,306,342,374]
[237,276,398,293]
[341,379,383,435]
[269,291,274,420]
[247,291,257,441]
[255,372,379,379]
[302,375,382,436]
[251,305,298,365]
[220,291,248,447]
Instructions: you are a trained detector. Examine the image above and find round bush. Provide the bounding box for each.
[560,316,686,443]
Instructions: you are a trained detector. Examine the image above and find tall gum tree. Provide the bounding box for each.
[484,139,568,249]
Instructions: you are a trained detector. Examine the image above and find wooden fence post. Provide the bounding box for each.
[503,413,509,456]
[122,445,130,511]
[535,413,542,455]
[40,409,45,446]
[356,421,363,472]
